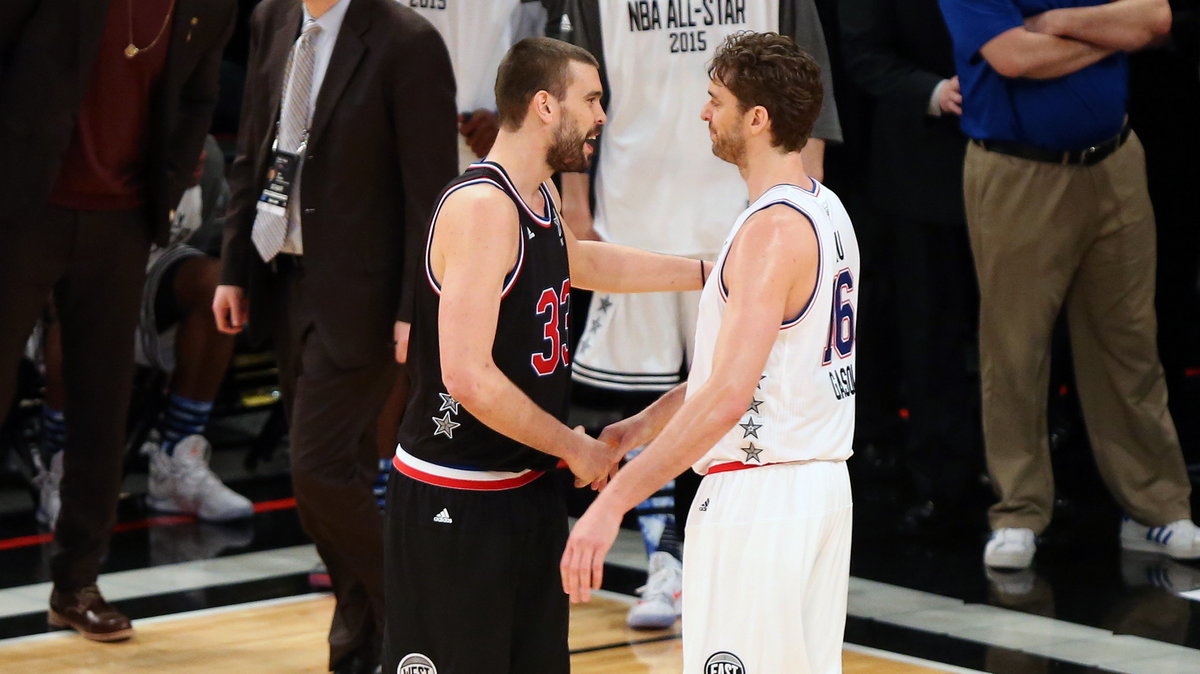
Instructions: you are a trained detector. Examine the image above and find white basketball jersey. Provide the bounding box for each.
[595,0,779,257]
[689,183,859,474]
[405,0,546,113]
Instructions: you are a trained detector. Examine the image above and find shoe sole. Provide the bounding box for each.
[48,609,135,642]
[1121,537,1200,560]
[145,496,253,522]
[984,551,1034,570]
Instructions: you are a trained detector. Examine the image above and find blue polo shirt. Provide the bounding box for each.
[939,0,1128,151]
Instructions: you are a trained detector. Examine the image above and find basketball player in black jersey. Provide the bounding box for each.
[384,37,712,674]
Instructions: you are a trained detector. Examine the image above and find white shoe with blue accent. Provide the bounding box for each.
[1120,517,1200,560]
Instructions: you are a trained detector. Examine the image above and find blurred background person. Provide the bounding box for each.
[0,0,236,642]
[840,0,983,536]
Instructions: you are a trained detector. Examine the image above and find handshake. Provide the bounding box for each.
[560,414,650,491]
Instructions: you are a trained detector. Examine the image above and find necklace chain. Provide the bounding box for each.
[125,0,178,59]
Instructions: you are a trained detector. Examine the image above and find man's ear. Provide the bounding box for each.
[747,105,770,138]
[531,90,556,125]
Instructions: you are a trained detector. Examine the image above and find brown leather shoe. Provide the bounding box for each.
[48,585,134,642]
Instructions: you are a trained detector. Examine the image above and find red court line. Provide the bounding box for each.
[0,497,297,552]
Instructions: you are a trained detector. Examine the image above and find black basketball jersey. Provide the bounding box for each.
[398,161,572,473]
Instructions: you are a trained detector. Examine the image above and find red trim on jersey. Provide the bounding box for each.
[392,455,545,491]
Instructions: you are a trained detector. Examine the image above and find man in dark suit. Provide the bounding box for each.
[840,0,981,532]
[0,0,236,642]
[213,0,457,670]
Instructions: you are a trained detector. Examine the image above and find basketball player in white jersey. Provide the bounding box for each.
[559,0,843,629]
[406,0,560,170]
[562,32,859,673]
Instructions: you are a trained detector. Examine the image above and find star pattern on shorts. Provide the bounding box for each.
[598,296,613,313]
[579,337,591,353]
[746,397,763,414]
[590,318,602,332]
[432,412,460,439]
[757,374,766,389]
[437,392,460,415]
[739,418,762,439]
[741,442,763,463]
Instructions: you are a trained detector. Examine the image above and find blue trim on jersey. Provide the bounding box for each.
[717,198,824,330]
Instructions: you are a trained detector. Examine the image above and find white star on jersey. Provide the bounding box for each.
[437,392,460,414]
[432,412,460,439]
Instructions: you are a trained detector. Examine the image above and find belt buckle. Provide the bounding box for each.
[1080,145,1100,165]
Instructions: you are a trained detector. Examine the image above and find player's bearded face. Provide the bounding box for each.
[710,119,747,166]
[547,115,598,173]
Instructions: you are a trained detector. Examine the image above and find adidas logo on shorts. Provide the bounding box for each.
[698,498,710,512]
[433,508,453,524]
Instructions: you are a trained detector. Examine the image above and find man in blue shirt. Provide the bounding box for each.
[938,0,1198,570]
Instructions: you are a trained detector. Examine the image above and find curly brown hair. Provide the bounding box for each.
[707,31,823,153]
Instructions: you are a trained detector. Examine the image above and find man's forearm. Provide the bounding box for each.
[982,27,1115,79]
[572,242,705,294]
[446,362,582,463]
[1030,0,1172,51]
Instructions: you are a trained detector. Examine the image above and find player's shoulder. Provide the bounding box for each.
[736,202,819,261]
[440,181,520,225]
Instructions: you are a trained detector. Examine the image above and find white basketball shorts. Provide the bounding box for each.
[683,460,852,673]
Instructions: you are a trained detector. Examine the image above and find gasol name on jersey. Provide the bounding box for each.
[627,0,748,53]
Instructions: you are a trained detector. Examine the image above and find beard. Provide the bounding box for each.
[710,125,746,166]
[547,119,597,173]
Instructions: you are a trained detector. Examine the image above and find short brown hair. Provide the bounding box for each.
[495,37,599,130]
[707,32,823,152]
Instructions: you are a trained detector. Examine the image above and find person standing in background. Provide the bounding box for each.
[0,0,236,642]
[214,0,457,670]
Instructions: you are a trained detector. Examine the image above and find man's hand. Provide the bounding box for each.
[563,426,622,490]
[459,109,500,159]
[212,285,249,334]
[597,412,655,459]
[938,76,963,116]
[560,502,623,603]
[394,321,411,363]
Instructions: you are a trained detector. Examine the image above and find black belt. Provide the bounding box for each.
[972,125,1131,166]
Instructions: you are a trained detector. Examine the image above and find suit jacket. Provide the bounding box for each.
[221,0,457,369]
[840,0,965,225]
[0,0,237,244]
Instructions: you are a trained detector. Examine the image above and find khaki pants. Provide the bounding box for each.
[963,133,1189,533]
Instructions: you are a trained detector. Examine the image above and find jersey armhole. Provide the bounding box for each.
[425,179,521,295]
[718,200,822,329]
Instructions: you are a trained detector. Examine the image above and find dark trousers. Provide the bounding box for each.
[0,205,150,589]
[273,260,396,669]
[384,472,570,674]
[892,216,981,505]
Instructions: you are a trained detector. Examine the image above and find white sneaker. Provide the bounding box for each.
[626,551,682,630]
[146,435,253,522]
[984,528,1036,569]
[1120,516,1200,560]
[34,451,63,529]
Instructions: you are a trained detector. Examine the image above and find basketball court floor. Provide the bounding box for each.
[1,408,1199,673]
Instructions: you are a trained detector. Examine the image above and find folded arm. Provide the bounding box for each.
[980,26,1116,79]
[1026,0,1172,52]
